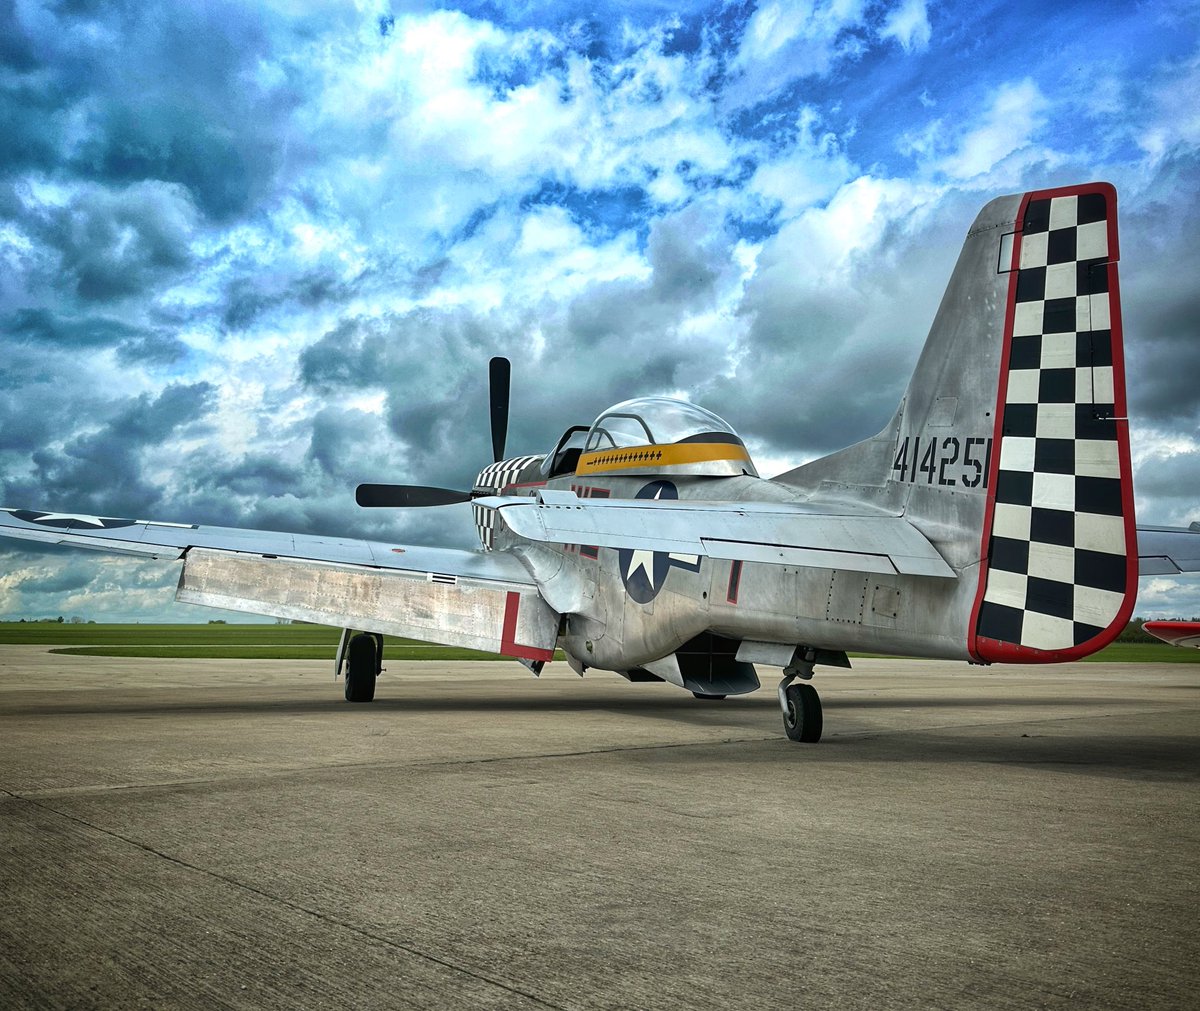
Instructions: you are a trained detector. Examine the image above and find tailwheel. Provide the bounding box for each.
[782,682,822,742]
[344,632,379,703]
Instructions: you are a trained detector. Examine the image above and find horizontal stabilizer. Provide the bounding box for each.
[1142,621,1200,649]
[1137,524,1200,575]
[482,494,954,578]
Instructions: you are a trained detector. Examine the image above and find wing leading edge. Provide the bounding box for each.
[0,507,558,661]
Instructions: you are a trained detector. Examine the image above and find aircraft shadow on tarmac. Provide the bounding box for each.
[2,691,1127,719]
[5,688,1196,780]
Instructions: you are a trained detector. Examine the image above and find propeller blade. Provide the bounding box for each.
[489,356,510,463]
[355,484,471,508]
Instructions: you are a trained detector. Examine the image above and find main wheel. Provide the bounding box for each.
[692,692,727,700]
[344,633,378,703]
[783,682,822,742]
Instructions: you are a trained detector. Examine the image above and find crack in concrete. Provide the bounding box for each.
[1,735,779,799]
[5,792,567,1011]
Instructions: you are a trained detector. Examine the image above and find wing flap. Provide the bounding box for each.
[487,496,955,578]
[177,549,557,660]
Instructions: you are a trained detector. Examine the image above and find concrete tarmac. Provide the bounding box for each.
[0,645,1197,1009]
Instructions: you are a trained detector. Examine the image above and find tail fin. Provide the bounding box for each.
[776,183,1137,662]
[971,183,1135,660]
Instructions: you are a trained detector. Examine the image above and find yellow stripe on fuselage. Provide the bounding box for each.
[576,441,751,475]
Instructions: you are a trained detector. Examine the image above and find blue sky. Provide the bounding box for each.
[1,0,1198,621]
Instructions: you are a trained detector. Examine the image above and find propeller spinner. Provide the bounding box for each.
[355,356,512,508]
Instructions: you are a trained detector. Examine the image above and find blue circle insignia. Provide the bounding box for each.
[617,481,700,604]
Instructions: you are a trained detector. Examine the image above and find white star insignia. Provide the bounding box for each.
[31,512,110,527]
[625,548,659,588]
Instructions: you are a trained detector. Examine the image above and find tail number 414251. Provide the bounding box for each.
[892,436,992,489]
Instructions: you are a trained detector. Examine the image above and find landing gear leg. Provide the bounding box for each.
[778,650,822,742]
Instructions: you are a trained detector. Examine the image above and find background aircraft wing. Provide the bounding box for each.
[483,493,956,578]
[1137,523,1200,575]
[0,507,557,660]
[1142,621,1200,648]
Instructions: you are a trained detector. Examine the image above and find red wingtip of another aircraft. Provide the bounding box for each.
[1143,621,1200,649]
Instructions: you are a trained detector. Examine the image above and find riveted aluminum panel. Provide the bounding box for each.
[177,548,558,660]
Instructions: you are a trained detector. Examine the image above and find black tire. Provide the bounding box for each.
[783,682,822,742]
[344,633,377,703]
[692,692,727,701]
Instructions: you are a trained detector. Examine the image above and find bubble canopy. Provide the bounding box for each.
[585,397,740,451]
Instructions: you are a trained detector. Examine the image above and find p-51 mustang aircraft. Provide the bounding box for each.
[3,182,1198,742]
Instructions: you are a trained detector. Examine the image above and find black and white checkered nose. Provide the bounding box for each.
[471,455,543,549]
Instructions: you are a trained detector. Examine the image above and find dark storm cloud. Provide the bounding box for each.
[214,454,305,498]
[306,407,380,482]
[646,204,727,302]
[0,75,68,175]
[564,204,735,364]
[4,306,185,364]
[25,562,95,596]
[33,181,197,302]
[1127,283,1200,428]
[6,307,141,348]
[9,382,215,516]
[221,269,359,333]
[0,395,52,452]
[0,0,301,221]
[1121,156,1200,432]
[300,309,521,488]
[83,105,259,223]
[113,331,187,366]
[0,344,125,463]
[1136,451,1200,513]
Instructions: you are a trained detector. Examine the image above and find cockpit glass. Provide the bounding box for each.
[540,425,590,478]
[584,397,738,452]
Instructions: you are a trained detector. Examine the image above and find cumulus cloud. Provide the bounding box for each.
[0,1,1197,622]
[726,1,871,107]
[1137,46,1200,163]
[880,0,932,53]
[933,78,1051,181]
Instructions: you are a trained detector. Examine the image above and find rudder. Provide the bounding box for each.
[969,182,1136,661]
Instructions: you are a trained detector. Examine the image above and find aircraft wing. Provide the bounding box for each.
[483,492,956,578]
[1142,621,1200,648]
[0,508,557,660]
[1137,523,1200,576]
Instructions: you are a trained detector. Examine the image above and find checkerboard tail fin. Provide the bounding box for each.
[772,183,1136,662]
[969,182,1136,662]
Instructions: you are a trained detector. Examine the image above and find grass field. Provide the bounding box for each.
[0,623,1195,663]
[0,623,522,661]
